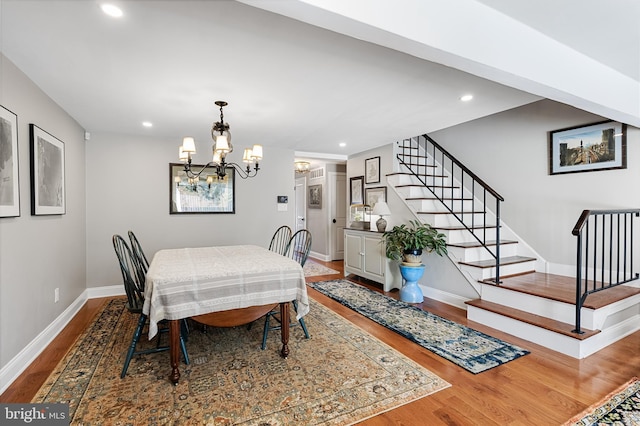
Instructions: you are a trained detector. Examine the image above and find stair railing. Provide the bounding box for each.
[396,134,504,283]
[571,209,640,334]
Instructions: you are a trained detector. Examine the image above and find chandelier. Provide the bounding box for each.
[179,101,263,179]
[294,160,310,173]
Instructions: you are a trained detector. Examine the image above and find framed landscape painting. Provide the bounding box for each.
[170,163,235,214]
[30,124,65,215]
[549,121,627,175]
[0,105,20,217]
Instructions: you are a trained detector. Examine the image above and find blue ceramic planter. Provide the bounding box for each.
[398,264,425,303]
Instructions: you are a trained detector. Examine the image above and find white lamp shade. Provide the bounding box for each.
[215,135,230,153]
[182,137,196,153]
[242,148,253,163]
[212,150,222,164]
[179,146,189,162]
[372,201,391,216]
[251,144,263,160]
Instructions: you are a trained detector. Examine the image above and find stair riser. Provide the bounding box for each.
[460,260,536,281]
[441,228,498,244]
[448,244,518,263]
[396,186,462,199]
[481,284,578,326]
[466,306,640,359]
[417,212,489,227]
[407,199,480,212]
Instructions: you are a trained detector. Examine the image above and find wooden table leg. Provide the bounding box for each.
[280,302,290,358]
[168,319,181,384]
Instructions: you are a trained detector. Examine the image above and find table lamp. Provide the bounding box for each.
[372,201,391,232]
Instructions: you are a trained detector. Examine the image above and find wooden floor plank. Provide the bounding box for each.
[2,259,639,426]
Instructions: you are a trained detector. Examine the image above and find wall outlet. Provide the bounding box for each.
[54,288,59,303]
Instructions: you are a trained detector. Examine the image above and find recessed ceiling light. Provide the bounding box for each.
[339,142,346,148]
[100,3,123,18]
[142,121,153,128]
[460,94,474,102]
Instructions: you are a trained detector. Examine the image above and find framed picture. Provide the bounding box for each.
[0,105,20,217]
[549,120,627,175]
[365,186,387,209]
[308,184,322,209]
[365,156,380,184]
[30,124,65,215]
[170,163,235,214]
[350,176,364,205]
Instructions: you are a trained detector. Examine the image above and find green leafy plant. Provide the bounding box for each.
[382,220,448,262]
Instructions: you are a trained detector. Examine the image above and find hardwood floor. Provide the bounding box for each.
[2,259,638,425]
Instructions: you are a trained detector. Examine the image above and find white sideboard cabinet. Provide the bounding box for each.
[344,229,401,292]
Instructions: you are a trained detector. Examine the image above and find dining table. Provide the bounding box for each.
[143,244,309,384]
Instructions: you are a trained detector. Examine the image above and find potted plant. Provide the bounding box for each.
[382,219,447,264]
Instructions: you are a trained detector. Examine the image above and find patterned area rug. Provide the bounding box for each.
[309,279,530,374]
[33,298,449,424]
[563,377,640,425]
[303,260,339,277]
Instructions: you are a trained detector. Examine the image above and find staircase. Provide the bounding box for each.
[386,136,640,359]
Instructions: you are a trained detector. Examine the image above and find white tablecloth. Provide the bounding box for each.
[142,245,309,338]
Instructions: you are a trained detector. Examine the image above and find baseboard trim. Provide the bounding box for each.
[421,285,470,311]
[0,285,125,395]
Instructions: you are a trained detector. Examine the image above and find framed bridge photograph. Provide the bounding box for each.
[549,120,627,175]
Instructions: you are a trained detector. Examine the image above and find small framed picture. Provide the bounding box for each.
[549,120,627,175]
[350,176,364,205]
[0,105,20,218]
[365,156,380,184]
[365,186,387,209]
[308,184,322,208]
[30,124,65,215]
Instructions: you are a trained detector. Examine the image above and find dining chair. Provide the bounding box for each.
[128,230,149,272]
[268,225,292,255]
[261,229,312,349]
[112,234,189,378]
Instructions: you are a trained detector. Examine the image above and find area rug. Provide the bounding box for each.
[563,377,640,425]
[309,279,529,374]
[303,259,339,277]
[33,298,449,425]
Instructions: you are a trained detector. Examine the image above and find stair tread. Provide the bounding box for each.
[465,299,599,340]
[481,271,640,308]
[459,255,536,268]
[448,240,518,248]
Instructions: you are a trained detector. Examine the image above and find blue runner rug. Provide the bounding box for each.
[309,279,529,374]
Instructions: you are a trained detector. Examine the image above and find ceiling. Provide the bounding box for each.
[1,0,637,163]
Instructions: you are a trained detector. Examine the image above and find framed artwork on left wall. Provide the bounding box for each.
[0,105,20,217]
[30,124,65,215]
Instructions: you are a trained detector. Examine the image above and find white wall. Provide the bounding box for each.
[431,99,640,274]
[85,132,297,288]
[0,55,86,366]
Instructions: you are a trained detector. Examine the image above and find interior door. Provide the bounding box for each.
[329,172,346,260]
[294,176,306,232]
